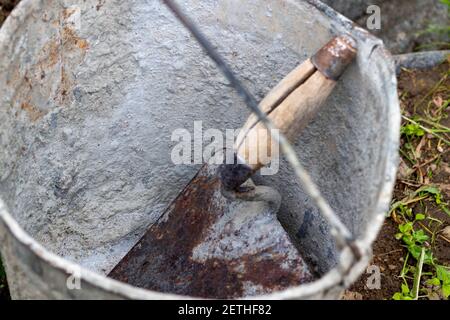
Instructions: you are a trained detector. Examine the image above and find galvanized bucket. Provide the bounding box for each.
[0,0,400,299]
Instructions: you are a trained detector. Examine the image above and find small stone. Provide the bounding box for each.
[398,159,414,179]
[341,291,363,300]
[441,226,450,239]
[388,265,397,270]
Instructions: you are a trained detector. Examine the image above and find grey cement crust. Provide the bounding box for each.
[0,0,400,299]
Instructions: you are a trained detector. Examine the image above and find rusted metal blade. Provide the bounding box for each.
[109,164,314,299]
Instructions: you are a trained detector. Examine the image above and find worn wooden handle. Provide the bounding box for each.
[235,35,357,172]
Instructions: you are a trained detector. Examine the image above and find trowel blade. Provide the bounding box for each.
[108,164,314,299]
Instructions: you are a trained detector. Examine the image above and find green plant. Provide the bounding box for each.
[390,185,450,219]
[401,123,425,138]
[436,265,450,298]
[417,186,441,203]
[395,216,434,264]
[416,186,450,217]
[392,209,450,300]
[393,283,414,300]
[392,53,449,301]
[424,265,450,299]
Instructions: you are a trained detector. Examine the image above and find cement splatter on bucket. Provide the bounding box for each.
[0,0,400,299]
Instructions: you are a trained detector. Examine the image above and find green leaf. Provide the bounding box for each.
[443,284,450,299]
[436,265,450,284]
[417,186,440,195]
[415,214,426,221]
[435,193,442,205]
[441,205,450,217]
[425,254,434,266]
[412,229,429,243]
[403,236,415,246]
[407,245,432,264]
[399,222,413,234]
[401,124,425,137]
[401,283,410,295]
[392,292,413,300]
[395,233,403,240]
[426,278,441,286]
[398,205,413,218]
[392,292,402,300]
[405,207,413,218]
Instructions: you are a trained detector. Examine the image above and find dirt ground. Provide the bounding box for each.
[346,61,450,300]
[0,0,449,301]
[0,1,18,26]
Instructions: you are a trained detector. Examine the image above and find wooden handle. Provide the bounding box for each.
[235,62,335,171]
[235,35,357,172]
[239,59,316,133]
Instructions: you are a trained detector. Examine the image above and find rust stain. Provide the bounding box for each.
[20,102,45,122]
[109,165,313,299]
[311,35,357,81]
[39,40,60,69]
[62,7,76,20]
[77,38,89,50]
[56,66,72,105]
[62,26,89,51]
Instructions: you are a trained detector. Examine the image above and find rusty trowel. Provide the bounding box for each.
[109,35,357,298]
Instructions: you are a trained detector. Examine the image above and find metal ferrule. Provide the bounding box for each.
[311,34,358,81]
[218,154,254,191]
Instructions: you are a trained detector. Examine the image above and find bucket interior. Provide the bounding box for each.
[0,0,396,298]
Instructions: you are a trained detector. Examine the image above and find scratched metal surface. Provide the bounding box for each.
[0,0,399,299]
[108,164,314,299]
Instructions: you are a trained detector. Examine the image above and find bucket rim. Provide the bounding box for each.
[0,0,400,299]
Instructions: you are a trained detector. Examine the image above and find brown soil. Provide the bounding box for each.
[347,61,450,300]
[0,1,19,26]
[397,61,450,266]
[346,220,407,300]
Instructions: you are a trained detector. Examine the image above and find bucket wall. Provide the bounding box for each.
[0,0,400,299]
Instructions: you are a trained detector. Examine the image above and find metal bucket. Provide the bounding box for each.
[394,50,450,74]
[0,0,400,299]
